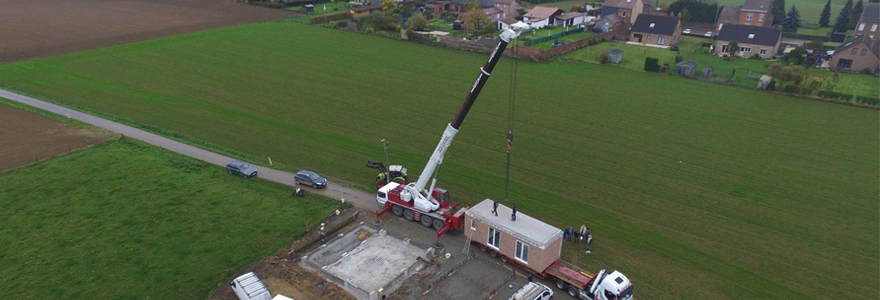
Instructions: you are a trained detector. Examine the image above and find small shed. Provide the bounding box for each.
[304,4,314,12]
[701,66,713,77]
[464,199,563,274]
[676,60,697,76]
[757,75,773,89]
[607,49,624,63]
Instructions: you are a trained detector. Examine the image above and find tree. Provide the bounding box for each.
[599,52,610,64]
[782,5,802,32]
[786,46,806,65]
[461,3,493,35]
[380,0,396,11]
[834,0,853,32]
[409,13,427,31]
[768,64,807,85]
[727,41,739,57]
[772,0,786,25]
[849,0,864,29]
[819,0,832,27]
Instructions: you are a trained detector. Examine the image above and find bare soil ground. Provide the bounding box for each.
[0,0,289,64]
[0,104,111,172]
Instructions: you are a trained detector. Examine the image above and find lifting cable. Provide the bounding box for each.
[503,38,519,203]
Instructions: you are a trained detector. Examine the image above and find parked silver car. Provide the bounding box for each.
[226,160,257,178]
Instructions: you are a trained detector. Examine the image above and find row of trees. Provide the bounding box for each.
[666,0,722,23]
[821,0,878,31]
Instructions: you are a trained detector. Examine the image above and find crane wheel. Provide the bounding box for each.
[432,219,445,231]
[403,209,414,221]
[391,205,404,217]
[420,216,433,227]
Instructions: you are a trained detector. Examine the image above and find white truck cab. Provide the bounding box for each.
[582,270,633,300]
[230,272,271,300]
[510,282,554,300]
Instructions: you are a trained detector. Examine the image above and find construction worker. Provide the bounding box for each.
[585,228,592,254]
[320,230,327,244]
[492,200,499,216]
[511,204,517,221]
[578,225,587,243]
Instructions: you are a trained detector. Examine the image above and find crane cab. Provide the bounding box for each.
[432,188,451,208]
[585,270,634,300]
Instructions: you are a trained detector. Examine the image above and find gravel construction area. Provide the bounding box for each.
[0,0,288,63]
[0,103,109,172]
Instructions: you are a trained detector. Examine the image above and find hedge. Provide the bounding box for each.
[856,96,880,105]
[523,28,584,46]
[311,12,352,24]
[644,57,660,72]
[782,32,831,42]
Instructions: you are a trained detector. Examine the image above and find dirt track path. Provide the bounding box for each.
[0,89,378,211]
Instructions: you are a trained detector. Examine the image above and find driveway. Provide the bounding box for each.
[0,88,378,211]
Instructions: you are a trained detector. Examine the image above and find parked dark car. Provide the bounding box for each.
[226,160,257,178]
[295,170,327,188]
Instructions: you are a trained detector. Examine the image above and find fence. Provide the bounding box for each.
[438,23,629,62]
[523,27,585,46]
[310,12,352,24]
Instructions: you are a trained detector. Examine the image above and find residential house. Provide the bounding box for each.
[739,0,773,26]
[464,199,564,275]
[453,0,522,22]
[714,24,782,59]
[629,14,682,47]
[554,12,593,27]
[830,35,880,73]
[523,6,564,29]
[601,0,647,23]
[595,14,624,32]
[715,6,741,31]
[498,17,519,30]
[347,3,383,17]
[853,3,879,40]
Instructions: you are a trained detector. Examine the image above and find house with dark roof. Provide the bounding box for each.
[854,3,879,40]
[628,14,682,47]
[739,0,773,26]
[714,24,781,59]
[830,35,880,73]
[523,6,564,29]
[601,0,645,23]
[347,3,383,17]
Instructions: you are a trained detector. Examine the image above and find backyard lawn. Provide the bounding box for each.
[563,36,879,97]
[526,31,595,50]
[0,136,339,299]
[533,0,591,11]
[658,0,848,24]
[0,20,876,299]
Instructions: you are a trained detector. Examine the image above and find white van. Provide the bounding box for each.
[510,282,554,300]
[230,272,271,300]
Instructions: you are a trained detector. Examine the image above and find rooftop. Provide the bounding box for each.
[556,12,586,20]
[604,0,638,10]
[608,48,624,55]
[524,6,562,20]
[716,23,781,46]
[630,14,680,36]
[742,0,772,12]
[466,199,563,249]
[717,6,741,25]
[860,3,879,23]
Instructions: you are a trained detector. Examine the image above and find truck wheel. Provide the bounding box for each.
[432,219,445,231]
[392,205,404,217]
[420,216,433,227]
[567,286,577,298]
[403,209,414,221]
[479,245,487,252]
[490,251,498,258]
[500,256,508,263]
[555,279,566,290]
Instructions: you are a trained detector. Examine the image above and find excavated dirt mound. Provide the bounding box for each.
[0,104,111,172]
[0,0,289,64]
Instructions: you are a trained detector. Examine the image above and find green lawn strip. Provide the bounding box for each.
[533,0,589,11]
[0,138,339,299]
[0,20,876,299]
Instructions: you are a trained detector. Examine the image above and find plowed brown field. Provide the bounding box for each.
[0,0,288,63]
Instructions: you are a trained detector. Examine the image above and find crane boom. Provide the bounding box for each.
[404,27,526,211]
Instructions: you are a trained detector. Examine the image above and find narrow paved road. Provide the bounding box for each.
[0,89,378,211]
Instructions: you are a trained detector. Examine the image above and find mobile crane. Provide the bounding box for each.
[374,24,529,238]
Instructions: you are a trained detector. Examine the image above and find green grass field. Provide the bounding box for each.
[534,0,589,11]
[0,137,338,299]
[0,20,877,299]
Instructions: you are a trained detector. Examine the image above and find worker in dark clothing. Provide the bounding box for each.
[585,228,592,254]
[493,200,499,216]
[320,231,327,244]
[511,205,517,221]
